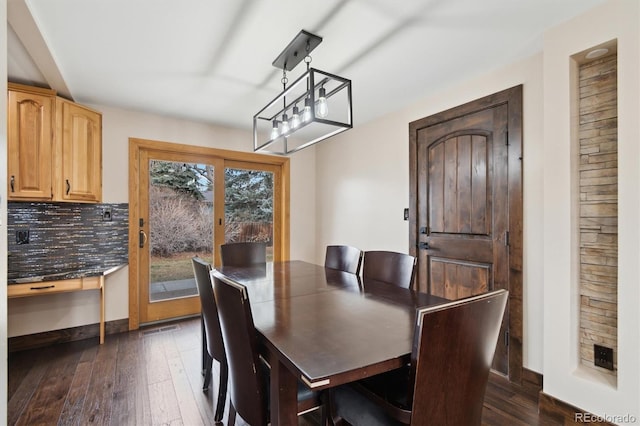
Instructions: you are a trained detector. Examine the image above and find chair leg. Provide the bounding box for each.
[214,360,228,423]
[203,354,213,392]
[201,315,208,376]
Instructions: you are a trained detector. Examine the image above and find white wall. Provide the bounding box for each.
[316,53,544,372]
[1,0,9,419]
[543,0,640,422]
[7,105,317,336]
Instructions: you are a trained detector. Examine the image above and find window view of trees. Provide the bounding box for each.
[148,161,274,290]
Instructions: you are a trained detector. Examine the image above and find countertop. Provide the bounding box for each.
[7,262,128,285]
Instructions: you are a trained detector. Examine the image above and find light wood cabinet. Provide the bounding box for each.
[7,84,55,200]
[55,98,102,202]
[7,83,102,203]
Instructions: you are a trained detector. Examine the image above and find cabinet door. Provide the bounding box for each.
[7,90,54,200]
[56,99,102,202]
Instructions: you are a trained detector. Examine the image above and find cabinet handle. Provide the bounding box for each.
[10,176,15,192]
[66,179,71,195]
[30,285,55,291]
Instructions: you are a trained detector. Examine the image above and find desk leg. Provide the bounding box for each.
[99,277,105,344]
[270,357,298,426]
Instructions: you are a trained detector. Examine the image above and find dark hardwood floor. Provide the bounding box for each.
[8,317,563,425]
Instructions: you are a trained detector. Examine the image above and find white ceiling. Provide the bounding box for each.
[8,0,606,131]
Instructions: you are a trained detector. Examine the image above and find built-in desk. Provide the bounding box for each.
[7,264,126,344]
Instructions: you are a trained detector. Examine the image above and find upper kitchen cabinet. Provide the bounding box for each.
[7,84,55,200]
[7,83,102,203]
[54,98,102,203]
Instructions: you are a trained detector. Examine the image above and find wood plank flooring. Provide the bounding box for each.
[8,316,563,425]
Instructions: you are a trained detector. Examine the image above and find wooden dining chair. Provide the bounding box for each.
[220,241,267,266]
[191,257,227,424]
[330,289,508,426]
[212,274,324,425]
[362,251,417,289]
[325,245,363,275]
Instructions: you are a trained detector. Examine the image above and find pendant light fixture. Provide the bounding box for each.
[253,30,353,155]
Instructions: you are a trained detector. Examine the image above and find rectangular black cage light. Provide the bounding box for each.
[253,30,353,155]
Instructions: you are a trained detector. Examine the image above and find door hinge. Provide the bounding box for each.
[505,128,509,146]
[504,329,509,347]
[504,231,510,246]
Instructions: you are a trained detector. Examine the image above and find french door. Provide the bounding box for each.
[129,138,289,328]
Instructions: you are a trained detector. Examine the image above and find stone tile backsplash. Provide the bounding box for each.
[7,202,129,279]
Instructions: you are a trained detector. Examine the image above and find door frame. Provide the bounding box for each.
[408,85,523,383]
[128,137,290,330]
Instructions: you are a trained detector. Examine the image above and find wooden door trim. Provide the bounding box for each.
[128,138,291,330]
[408,85,523,383]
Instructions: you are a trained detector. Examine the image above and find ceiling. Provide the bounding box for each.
[7,0,606,131]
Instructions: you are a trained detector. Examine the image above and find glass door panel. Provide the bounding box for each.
[224,166,275,261]
[139,151,223,323]
[148,160,215,302]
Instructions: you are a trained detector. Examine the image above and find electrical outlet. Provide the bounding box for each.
[16,229,30,245]
[102,208,112,221]
[594,344,614,370]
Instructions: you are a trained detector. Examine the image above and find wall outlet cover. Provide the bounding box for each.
[594,344,614,371]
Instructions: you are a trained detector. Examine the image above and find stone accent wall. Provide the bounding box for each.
[578,54,617,375]
[7,202,128,280]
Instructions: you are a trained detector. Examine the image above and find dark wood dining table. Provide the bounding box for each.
[211,260,448,426]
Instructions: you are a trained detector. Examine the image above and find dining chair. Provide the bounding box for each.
[191,257,227,424]
[362,251,417,289]
[212,274,324,426]
[330,289,508,426]
[220,241,267,266]
[324,245,363,275]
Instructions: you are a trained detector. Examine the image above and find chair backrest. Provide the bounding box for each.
[220,242,267,267]
[362,251,417,289]
[212,273,267,426]
[191,257,225,362]
[408,289,508,426]
[325,245,363,275]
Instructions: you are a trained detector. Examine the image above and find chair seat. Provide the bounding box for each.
[333,385,402,426]
[358,366,411,410]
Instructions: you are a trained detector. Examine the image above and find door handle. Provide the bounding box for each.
[418,242,430,250]
[139,230,147,248]
[66,179,71,195]
[10,175,15,192]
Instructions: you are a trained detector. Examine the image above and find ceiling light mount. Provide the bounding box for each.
[254,30,353,155]
[272,30,322,71]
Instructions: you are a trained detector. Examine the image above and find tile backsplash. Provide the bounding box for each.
[7,202,129,279]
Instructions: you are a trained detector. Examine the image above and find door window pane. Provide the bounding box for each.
[224,168,274,261]
[148,160,214,302]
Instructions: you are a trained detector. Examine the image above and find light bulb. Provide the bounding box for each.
[316,87,329,118]
[270,121,279,140]
[280,114,290,134]
[302,97,313,122]
[290,106,301,129]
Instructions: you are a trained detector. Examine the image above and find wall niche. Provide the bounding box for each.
[575,40,618,378]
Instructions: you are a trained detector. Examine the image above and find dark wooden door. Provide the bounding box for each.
[409,86,523,380]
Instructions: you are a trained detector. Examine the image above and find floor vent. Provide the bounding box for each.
[142,324,179,336]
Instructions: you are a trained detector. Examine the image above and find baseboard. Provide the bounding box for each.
[8,319,130,352]
[521,367,543,394]
[539,392,615,426]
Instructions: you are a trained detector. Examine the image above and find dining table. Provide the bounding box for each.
[211,260,448,426]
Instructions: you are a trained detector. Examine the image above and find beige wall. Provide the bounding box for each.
[543,0,640,420]
[7,105,317,336]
